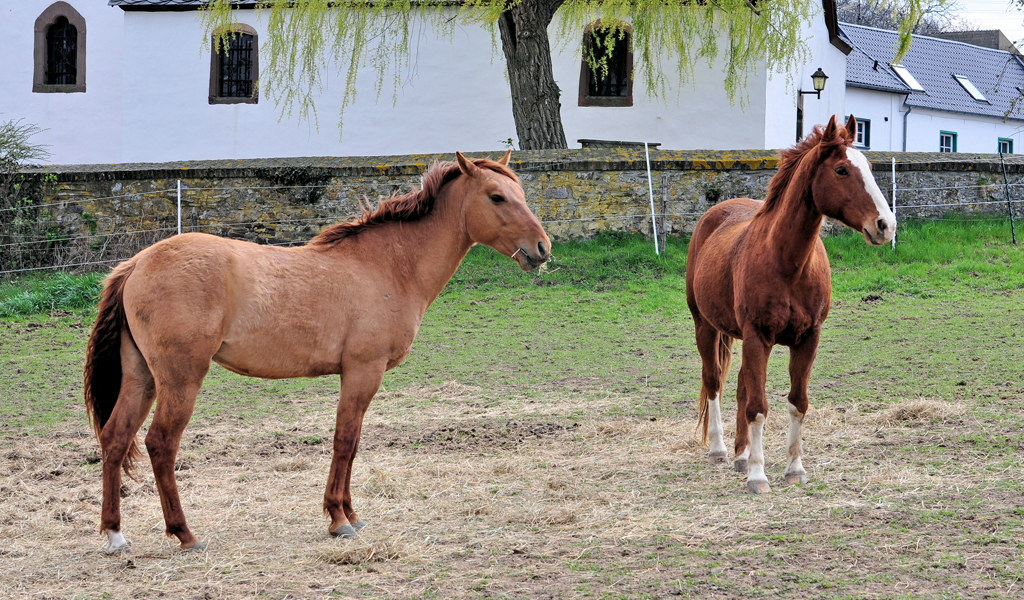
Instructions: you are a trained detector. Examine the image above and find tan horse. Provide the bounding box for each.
[686,115,896,494]
[84,151,549,553]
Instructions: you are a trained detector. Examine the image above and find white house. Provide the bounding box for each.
[2,0,849,164]
[841,23,1024,154]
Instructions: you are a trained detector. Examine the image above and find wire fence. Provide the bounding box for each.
[1,154,1021,277]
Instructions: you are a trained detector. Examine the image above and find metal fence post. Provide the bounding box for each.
[177,180,182,236]
[645,142,659,255]
[999,152,1018,245]
[891,157,897,249]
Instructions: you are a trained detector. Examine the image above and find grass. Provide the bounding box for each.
[824,217,1024,296]
[0,271,103,318]
[1,218,1023,599]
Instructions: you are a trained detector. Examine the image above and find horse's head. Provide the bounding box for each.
[455,150,551,271]
[811,115,897,245]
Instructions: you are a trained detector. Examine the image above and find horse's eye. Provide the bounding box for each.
[489,194,506,204]
[835,166,849,176]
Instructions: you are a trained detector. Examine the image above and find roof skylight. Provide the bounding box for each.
[953,74,989,102]
[890,64,925,92]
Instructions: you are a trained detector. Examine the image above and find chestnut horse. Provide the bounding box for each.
[686,115,895,494]
[84,151,549,553]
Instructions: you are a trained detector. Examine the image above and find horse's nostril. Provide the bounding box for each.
[537,242,548,258]
[877,218,887,233]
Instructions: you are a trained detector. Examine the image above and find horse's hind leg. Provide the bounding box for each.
[733,374,749,473]
[145,358,210,551]
[694,320,731,465]
[783,329,820,485]
[99,332,156,554]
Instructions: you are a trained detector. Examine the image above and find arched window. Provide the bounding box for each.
[209,25,259,104]
[46,17,77,85]
[578,22,633,107]
[34,2,86,93]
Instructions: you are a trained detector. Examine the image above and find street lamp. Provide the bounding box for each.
[800,68,829,99]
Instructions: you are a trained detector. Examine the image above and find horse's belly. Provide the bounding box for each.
[692,268,741,337]
[213,337,341,379]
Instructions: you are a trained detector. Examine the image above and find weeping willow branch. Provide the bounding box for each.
[201,0,829,138]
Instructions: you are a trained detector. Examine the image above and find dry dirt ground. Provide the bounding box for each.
[2,380,1022,599]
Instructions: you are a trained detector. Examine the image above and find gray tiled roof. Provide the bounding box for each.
[109,0,207,6]
[840,22,1024,121]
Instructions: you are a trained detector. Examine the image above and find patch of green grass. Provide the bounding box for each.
[0,271,103,317]
[2,219,1023,432]
[446,230,689,292]
[825,217,1024,296]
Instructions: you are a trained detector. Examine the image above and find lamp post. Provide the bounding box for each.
[800,68,829,99]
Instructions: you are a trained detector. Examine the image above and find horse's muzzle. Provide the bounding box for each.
[514,242,549,271]
[863,217,896,246]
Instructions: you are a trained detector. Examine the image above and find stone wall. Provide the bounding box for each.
[13,149,1024,269]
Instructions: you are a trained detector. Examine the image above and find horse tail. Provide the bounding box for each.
[697,332,734,443]
[697,387,711,444]
[84,260,141,476]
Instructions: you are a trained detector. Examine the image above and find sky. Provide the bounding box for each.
[954,0,1024,44]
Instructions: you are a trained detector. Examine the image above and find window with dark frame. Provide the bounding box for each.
[210,26,258,104]
[854,118,870,149]
[45,16,77,85]
[999,138,1013,154]
[33,2,87,94]
[578,23,633,107]
[939,131,957,153]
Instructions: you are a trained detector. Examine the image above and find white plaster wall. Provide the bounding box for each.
[0,1,123,164]
[121,8,782,162]
[844,87,907,151]
[764,8,848,149]
[552,24,767,150]
[121,10,519,162]
[905,108,1024,154]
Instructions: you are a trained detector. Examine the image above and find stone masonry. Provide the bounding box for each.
[14,149,1024,269]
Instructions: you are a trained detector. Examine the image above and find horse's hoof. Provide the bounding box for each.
[747,479,771,494]
[103,530,130,555]
[104,544,131,555]
[330,524,359,539]
[784,472,808,485]
[734,459,748,473]
[352,520,367,531]
[180,541,207,553]
[708,452,728,465]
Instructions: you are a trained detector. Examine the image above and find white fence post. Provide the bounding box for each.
[645,142,659,255]
[891,157,897,249]
[177,180,182,235]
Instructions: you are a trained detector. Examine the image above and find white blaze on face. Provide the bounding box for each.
[846,147,897,240]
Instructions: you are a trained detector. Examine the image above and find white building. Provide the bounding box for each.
[2,0,849,164]
[841,23,1024,154]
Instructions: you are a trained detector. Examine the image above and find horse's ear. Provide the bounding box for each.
[455,151,480,177]
[822,115,839,141]
[845,114,857,137]
[498,149,511,166]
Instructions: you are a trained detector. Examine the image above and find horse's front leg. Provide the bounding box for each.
[738,333,772,494]
[324,359,386,538]
[784,328,820,485]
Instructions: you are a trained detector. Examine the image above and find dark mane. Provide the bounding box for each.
[757,123,853,215]
[309,157,519,247]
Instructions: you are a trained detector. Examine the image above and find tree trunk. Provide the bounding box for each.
[497,0,567,150]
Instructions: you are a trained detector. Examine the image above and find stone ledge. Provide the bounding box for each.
[21,149,1024,182]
